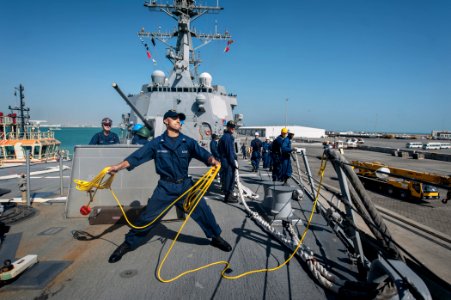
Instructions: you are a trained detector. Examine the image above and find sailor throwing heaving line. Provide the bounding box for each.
[106,110,233,263]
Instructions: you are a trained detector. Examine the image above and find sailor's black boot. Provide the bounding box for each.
[224,194,238,203]
[210,236,232,252]
[108,242,131,263]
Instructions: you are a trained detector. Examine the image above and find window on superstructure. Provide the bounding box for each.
[42,145,48,158]
[5,146,14,158]
[34,145,41,157]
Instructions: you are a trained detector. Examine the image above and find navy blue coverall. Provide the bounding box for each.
[250,138,262,171]
[279,137,293,181]
[262,141,271,169]
[271,135,284,181]
[218,131,237,200]
[241,144,247,159]
[209,139,220,160]
[89,132,120,145]
[123,131,221,248]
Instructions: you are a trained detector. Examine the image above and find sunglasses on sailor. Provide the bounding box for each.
[102,123,112,127]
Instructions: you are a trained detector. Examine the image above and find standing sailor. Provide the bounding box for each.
[240,143,247,159]
[106,110,232,263]
[271,128,288,181]
[89,117,120,145]
[250,132,262,172]
[209,133,220,161]
[262,137,271,169]
[280,132,294,183]
[218,121,238,203]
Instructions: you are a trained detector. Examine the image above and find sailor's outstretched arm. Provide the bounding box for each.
[108,161,130,174]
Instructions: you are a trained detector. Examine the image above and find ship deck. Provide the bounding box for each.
[0,156,360,299]
[0,144,450,299]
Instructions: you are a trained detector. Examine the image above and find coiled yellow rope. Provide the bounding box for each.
[74,157,327,282]
[74,166,218,229]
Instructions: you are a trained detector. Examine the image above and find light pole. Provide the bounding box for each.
[285,98,288,127]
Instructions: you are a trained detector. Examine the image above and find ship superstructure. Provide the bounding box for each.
[122,0,242,142]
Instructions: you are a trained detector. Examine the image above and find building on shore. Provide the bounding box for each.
[432,131,451,140]
[237,125,325,139]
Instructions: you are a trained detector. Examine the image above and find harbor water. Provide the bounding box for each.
[52,127,122,153]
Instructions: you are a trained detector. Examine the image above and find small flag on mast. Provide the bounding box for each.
[224,39,234,53]
[139,36,153,59]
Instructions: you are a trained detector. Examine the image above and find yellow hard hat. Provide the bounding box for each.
[281,128,288,134]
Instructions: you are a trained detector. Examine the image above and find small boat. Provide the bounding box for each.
[0,86,63,165]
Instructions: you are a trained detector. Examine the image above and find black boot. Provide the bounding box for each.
[108,242,131,263]
[210,236,232,252]
[224,194,238,203]
[283,176,291,186]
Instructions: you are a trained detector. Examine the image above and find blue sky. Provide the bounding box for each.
[1,0,450,133]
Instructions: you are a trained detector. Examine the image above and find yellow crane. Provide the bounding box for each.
[351,161,451,201]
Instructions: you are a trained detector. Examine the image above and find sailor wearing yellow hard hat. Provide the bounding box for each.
[271,128,292,182]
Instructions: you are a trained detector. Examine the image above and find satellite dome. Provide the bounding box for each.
[151,70,165,85]
[196,94,207,104]
[199,72,212,87]
[196,94,207,112]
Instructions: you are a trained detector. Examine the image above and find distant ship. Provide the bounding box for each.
[0,85,64,164]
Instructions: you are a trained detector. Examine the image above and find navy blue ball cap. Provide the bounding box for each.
[101,117,112,125]
[226,120,236,128]
[163,109,186,121]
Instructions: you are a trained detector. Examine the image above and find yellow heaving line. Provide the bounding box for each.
[74,159,326,282]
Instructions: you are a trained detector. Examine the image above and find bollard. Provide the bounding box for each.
[270,185,296,220]
[260,180,284,212]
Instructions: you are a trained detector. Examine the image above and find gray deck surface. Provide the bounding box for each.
[0,157,358,299]
[1,142,450,299]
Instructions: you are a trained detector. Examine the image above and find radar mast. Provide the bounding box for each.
[139,0,231,87]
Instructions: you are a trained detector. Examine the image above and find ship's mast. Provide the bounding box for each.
[9,84,30,138]
[139,0,231,85]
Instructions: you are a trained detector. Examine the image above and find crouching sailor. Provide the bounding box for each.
[106,109,232,263]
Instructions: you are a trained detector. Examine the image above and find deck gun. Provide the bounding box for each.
[112,82,154,136]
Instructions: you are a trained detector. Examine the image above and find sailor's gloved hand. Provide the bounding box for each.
[208,156,220,167]
[234,160,239,169]
[107,160,130,174]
